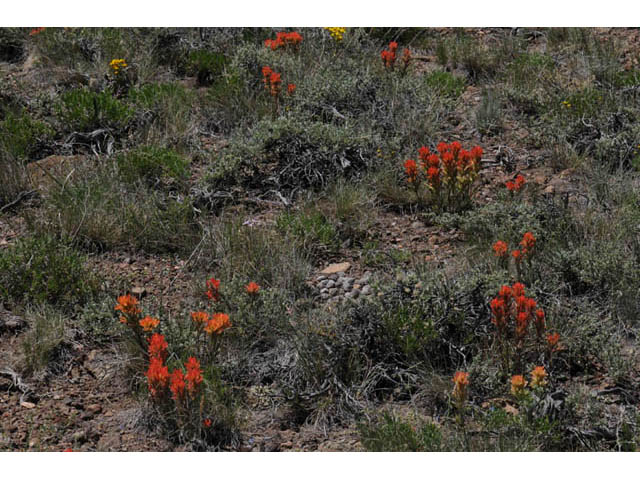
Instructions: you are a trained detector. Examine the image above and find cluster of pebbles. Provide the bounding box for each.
[314,270,373,302]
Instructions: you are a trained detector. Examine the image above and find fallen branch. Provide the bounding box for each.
[0,190,37,214]
[0,366,35,402]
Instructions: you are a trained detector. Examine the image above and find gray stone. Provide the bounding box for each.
[320,288,329,294]
[328,288,338,296]
[361,285,372,295]
[343,277,354,284]
[360,272,371,284]
[321,293,330,300]
[315,275,327,283]
[72,430,87,444]
[345,290,360,299]
[325,280,335,289]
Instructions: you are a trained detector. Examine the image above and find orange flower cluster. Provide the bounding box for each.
[404,142,482,211]
[29,27,45,36]
[494,232,536,266]
[169,369,185,401]
[381,42,411,73]
[510,374,527,396]
[381,41,398,69]
[148,333,168,362]
[490,282,546,344]
[261,66,283,97]
[452,371,470,407]
[204,313,231,335]
[245,282,260,295]
[264,31,303,51]
[191,311,232,336]
[506,174,526,192]
[510,368,548,395]
[492,240,508,258]
[546,332,560,351]
[146,333,169,398]
[287,83,296,96]
[185,357,203,394]
[511,231,536,264]
[145,331,205,403]
[403,159,419,184]
[205,277,221,302]
[115,294,142,324]
[139,316,160,332]
[530,365,547,388]
[191,311,209,327]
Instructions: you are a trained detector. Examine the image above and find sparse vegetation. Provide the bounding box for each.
[2,26,640,453]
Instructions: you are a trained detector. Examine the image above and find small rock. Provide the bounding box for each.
[97,432,121,451]
[345,290,360,299]
[321,293,330,300]
[353,284,361,290]
[337,271,346,277]
[328,288,338,296]
[86,404,102,415]
[80,411,94,421]
[320,288,329,294]
[72,430,87,444]
[325,280,335,289]
[343,277,354,284]
[131,286,147,298]
[411,221,422,229]
[315,275,326,283]
[360,272,371,284]
[320,262,351,275]
[361,285,372,295]
[20,401,36,409]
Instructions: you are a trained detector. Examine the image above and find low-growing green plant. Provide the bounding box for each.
[21,305,68,375]
[197,216,312,297]
[476,87,502,136]
[116,145,190,187]
[39,163,200,254]
[0,110,53,160]
[188,50,228,87]
[128,82,197,148]
[200,117,374,205]
[0,234,99,309]
[424,71,466,98]
[359,412,442,451]
[0,27,25,63]
[55,87,133,132]
[276,207,338,258]
[0,149,30,210]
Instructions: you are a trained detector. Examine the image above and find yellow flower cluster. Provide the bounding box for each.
[109,58,128,75]
[561,100,571,108]
[324,27,346,42]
